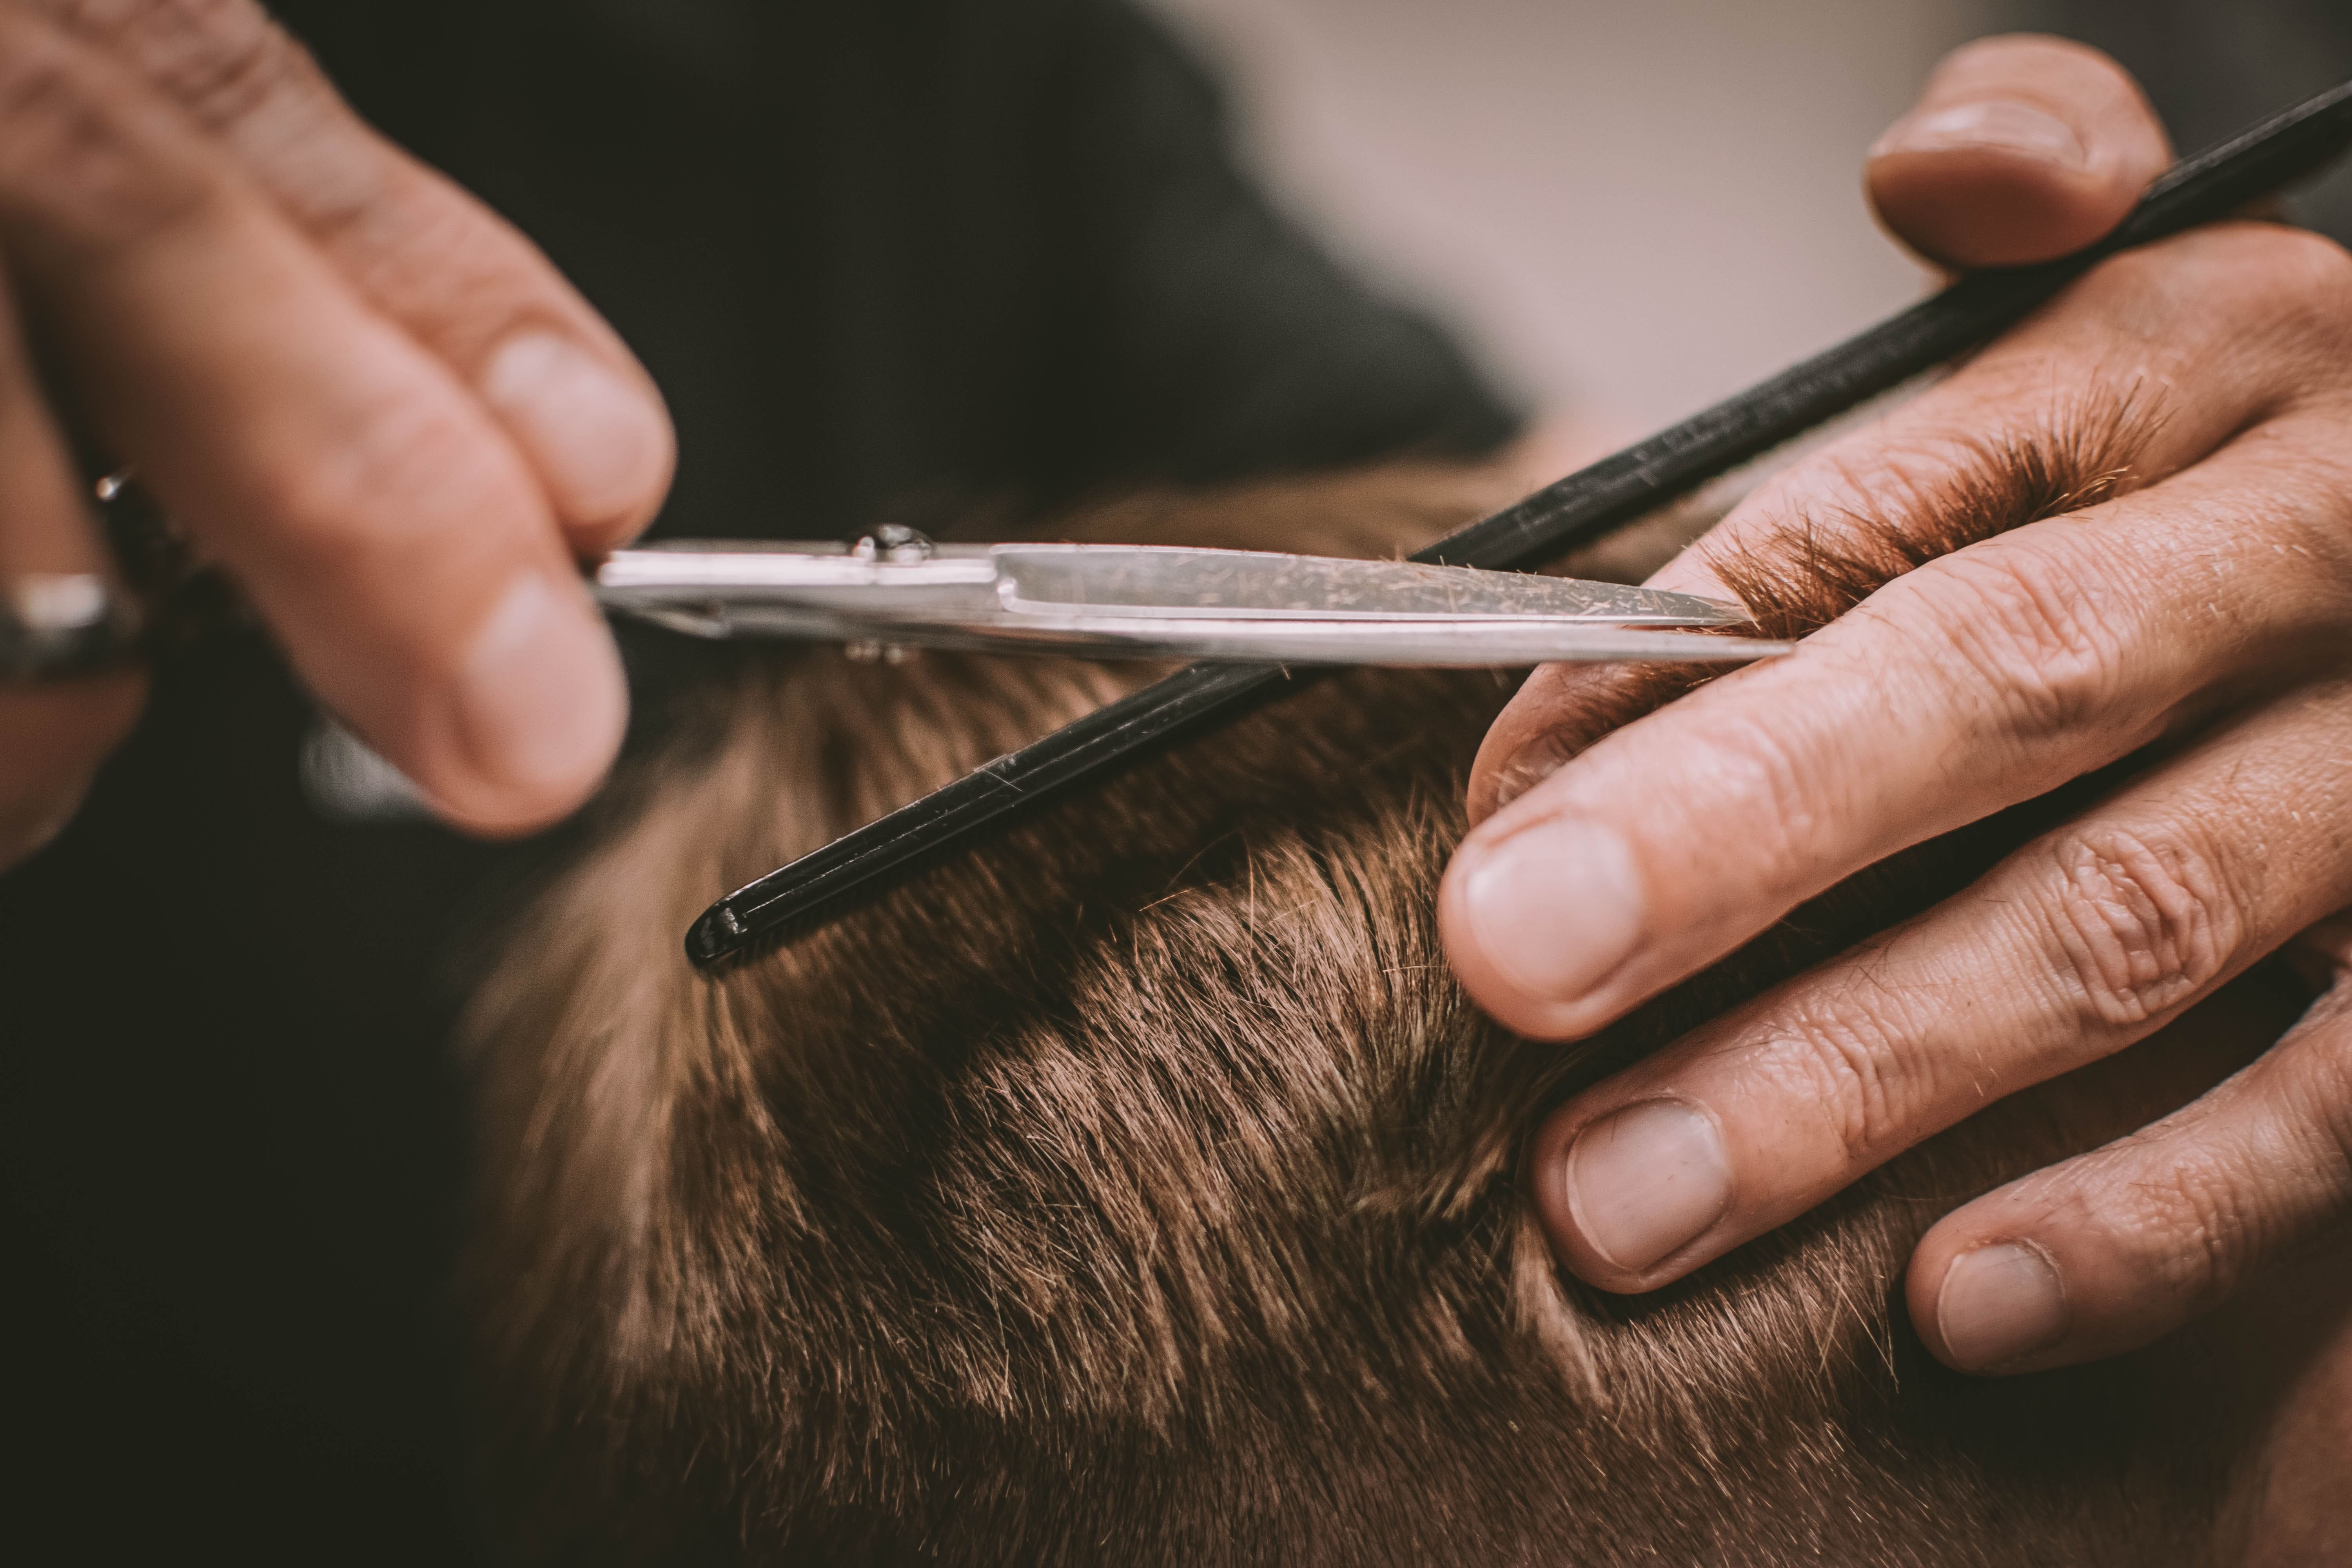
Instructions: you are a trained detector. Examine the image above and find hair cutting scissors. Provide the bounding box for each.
[678,75,2352,967]
[593,525,1782,668]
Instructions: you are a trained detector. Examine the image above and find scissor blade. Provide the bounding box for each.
[645,598,1788,667]
[990,545,1749,626]
[952,615,1786,666]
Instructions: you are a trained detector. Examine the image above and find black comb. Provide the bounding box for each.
[687,76,2352,969]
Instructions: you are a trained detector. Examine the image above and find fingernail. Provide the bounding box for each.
[1936,1242,2069,1371]
[1873,101,2088,171]
[1460,816,1644,1003]
[456,572,625,812]
[1561,1100,1733,1274]
[479,330,670,526]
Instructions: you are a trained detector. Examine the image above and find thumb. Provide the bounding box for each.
[1867,34,2172,270]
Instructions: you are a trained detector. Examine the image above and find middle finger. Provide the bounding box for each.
[1529,674,2352,1290]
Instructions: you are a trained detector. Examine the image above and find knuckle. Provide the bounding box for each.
[2245,225,2352,312]
[2270,1011,2352,1202]
[49,0,399,235]
[1764,995,1912,1167]
[1911,548,2132,744]
[269,394,521,570]
[0,20,110,168]
[2305,1053,2352,1189]
[333,185,522,333]
[91,0,299,133]
[2037,822,2245,1026]
[0,11,213,243]
[2060,1002,2352,1318]
[2100,226,2352,366]
[2234,227,2352,368]
[2296,1051,2352,1191]
[1676,712,1827,888]
[2129,1146,2259,1307]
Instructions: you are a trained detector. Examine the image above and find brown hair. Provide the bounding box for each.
[461,432,2312,1564]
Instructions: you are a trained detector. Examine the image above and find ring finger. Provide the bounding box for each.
[1910,920,2352,1374]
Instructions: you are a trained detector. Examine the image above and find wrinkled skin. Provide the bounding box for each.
[0,0,673,863]
[1443,35,2352,1383]
[10,5,2343,1404]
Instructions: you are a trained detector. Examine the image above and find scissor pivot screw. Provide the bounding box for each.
[848,523,935,564]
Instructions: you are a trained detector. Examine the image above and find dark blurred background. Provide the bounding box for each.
[3,2,2346,1562]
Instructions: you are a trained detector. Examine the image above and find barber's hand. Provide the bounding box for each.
[0,0,673,864]
[1441,35,2352,1374]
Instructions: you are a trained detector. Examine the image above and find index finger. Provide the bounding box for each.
[33,0,674,546]
[1441,223,2352,1042]
[0,9,624,831]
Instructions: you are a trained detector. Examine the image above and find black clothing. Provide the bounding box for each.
[0,4,1512,1561]
[289,0,1518,542]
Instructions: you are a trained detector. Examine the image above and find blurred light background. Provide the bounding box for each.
[1143,0,1987,434]
[1142,0,2352,439]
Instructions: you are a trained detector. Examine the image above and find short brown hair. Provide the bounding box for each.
[462,439,2307,1564]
